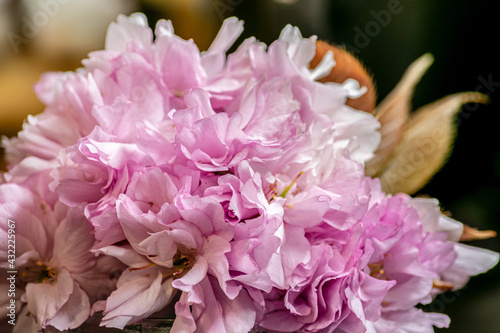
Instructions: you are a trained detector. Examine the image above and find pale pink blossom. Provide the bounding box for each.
[1,12,497,333]
[0,184,123,332]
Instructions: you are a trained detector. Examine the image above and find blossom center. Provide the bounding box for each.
[158,249,196,281]
[129,249,196,281]
[171,250,195,279]
[19,260,58,286]
[267,171,304,202]
[368,261,388,280]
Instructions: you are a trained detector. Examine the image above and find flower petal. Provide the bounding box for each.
[24,268,74,329]
[46,281,90,330]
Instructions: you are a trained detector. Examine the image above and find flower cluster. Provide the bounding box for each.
[1,13,498,333]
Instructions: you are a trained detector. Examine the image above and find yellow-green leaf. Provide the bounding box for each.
[377,92,489,195]
[365,53,434,177]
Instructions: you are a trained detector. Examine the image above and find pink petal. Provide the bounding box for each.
[101,267,174,329]
[52,207,95,274]
[105,13,152,52]
[46,281,90,330]
[24,268,74,329]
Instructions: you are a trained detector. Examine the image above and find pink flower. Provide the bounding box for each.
[1,12,498,333]
[0,184,123,332]
[252,155,379,332]
[85,13,249,110]
[2,72,97,168]
[171,89,255,172]
[50,127,157,246]
[93,166,255,331]
[360,180,499,332]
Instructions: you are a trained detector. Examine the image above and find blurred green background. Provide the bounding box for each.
[1,0,499,332]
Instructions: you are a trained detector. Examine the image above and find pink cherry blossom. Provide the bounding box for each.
[359,179,499,332]
[0,183,124,332]
[1,12,498,333]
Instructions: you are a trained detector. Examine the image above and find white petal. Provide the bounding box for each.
[342,78,368,99]
[410,197,463,242]
[453,243,499,275]
[309,50,335,81]
[155,19,174,37]
[437,215,463,242]
[105,13,152,52]
[202,17,244,77]
[94,245,150,268]
[442,243,499,289]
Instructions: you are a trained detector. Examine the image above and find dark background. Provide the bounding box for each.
[1,0,499,331]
